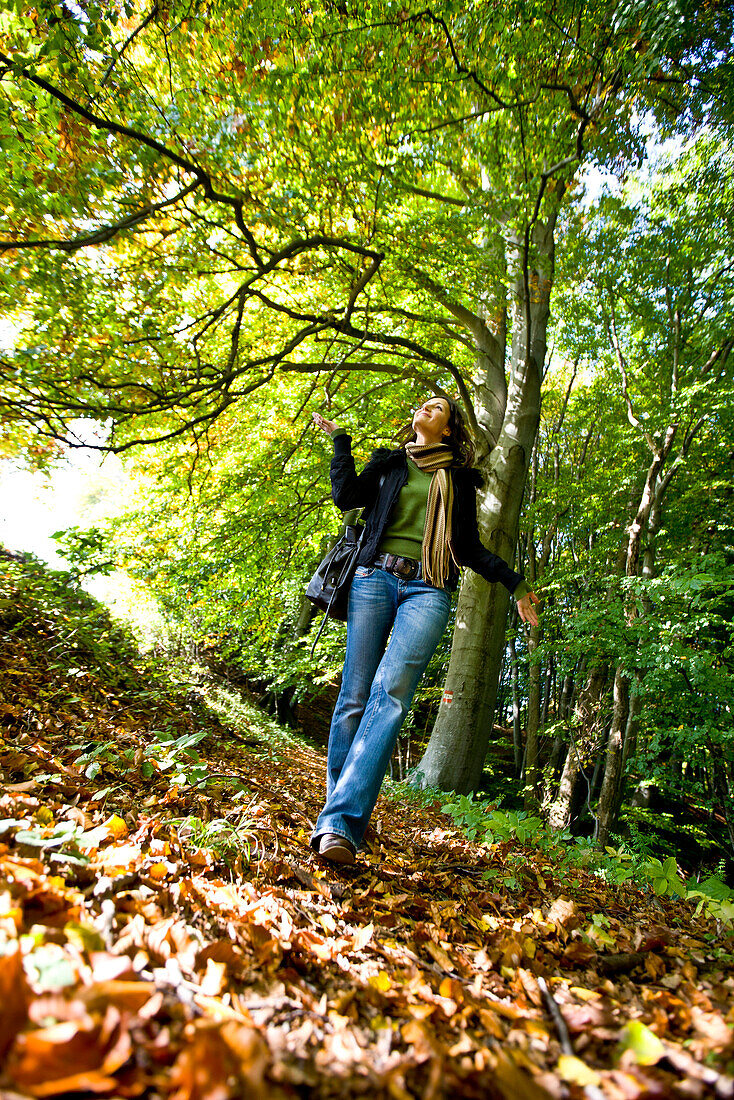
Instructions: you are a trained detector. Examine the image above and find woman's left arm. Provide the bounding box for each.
[453,471,540,626]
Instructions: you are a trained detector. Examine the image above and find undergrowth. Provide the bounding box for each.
[386,781,734,922]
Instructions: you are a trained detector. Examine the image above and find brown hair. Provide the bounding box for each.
[395,397,475,468]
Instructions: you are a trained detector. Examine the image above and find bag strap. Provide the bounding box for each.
[309,473,385,659]
[309,525,364,658]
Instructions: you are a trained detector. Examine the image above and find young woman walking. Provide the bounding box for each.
[310,397,539,865]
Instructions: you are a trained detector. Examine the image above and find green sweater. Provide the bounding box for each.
[379,458,432,559]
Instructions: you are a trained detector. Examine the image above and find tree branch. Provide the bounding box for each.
[342,252,384,323]
[0,179,200,253]
[605,298,656,451]
[415,9,512,110]
[96,5,159,92]
[393,180,466,207]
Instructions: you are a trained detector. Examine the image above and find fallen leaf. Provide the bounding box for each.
[103,814,128,839]
[6,1005,132,1096]
[0,946,29,1059]
[81,980,158,1014]
[546,897,580,931]
[94,842,142,870]
[557,1054,602,1087]
[169,1019,270,1100]
[352,921,374,951]
[368,971,392,993]
[424,940,454,972]
[618,1019,665,1066]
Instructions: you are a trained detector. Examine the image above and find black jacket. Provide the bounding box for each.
[330,433,525,594]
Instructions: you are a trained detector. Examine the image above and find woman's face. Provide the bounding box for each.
[412,398,451,441]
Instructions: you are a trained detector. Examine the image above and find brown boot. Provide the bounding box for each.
[318,833,356,865]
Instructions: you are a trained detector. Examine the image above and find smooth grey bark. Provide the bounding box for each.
[415,214,556,793]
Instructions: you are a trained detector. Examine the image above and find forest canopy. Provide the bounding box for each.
[1,0,733,868]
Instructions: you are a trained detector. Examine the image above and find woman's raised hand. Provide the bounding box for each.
[517,591,540,628]
[312,411,338,435]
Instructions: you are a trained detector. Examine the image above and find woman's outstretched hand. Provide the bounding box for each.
[517,591,540,627]
[312,411,338,435]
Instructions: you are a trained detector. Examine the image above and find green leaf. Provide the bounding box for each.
[25,945,77,992]
[618,1020,665,1065]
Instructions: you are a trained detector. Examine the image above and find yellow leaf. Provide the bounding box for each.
[147,862,169,881]
[557,1055,602,1087]
[368,971,392,993]
[103,814,128,839]
[618,1020,665,1065]
[0,897,22,933]
[570,986,600,1002]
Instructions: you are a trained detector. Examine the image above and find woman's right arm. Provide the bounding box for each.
[312,412,387,511]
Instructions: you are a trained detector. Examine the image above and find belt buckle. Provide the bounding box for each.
[396,557,419,580]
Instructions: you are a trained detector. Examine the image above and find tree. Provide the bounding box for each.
[586,138,734,843]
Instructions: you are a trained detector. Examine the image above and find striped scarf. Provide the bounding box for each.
[405,442,457,588]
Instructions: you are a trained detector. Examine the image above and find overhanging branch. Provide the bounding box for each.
[0,179,200,253]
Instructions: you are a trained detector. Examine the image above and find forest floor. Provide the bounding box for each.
[1,556,734,1099]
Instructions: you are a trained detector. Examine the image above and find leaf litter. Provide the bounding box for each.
[1,559,734,1098]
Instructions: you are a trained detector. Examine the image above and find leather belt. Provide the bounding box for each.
[374,552,420,580]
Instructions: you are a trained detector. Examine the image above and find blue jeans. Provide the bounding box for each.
[311,565,451,852]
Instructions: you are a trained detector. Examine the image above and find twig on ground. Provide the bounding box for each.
[537,975,606,1100]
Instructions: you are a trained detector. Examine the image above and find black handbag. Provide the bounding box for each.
[306,477,382,654]
[306,520,363,623]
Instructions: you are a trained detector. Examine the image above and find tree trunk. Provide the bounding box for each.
[620,683,642,773]
[541,656,553,728]
[524,626,541,809]
[415,215,555,793]
[596,664,630,846]
[559,666,577,721]
[709,752,734,859]
[548,667,607,830]
[508,636,523,775]
[595,441,674,844]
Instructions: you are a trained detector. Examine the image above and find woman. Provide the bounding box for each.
[310,396,539,865]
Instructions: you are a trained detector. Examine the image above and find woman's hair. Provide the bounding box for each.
[395,396,475,467]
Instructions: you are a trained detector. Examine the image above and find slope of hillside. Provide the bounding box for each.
[1,552,733,1099]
